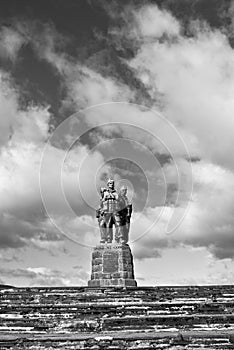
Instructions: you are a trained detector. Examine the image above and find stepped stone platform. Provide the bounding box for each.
[0,285,234,349]
[88,243,137,287]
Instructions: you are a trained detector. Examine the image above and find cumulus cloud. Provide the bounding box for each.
[11,21,133,111]
[0,72,18,147]
[134,5,180,38]
[131,160,234,260]
[46,57,133,110]
[0,266,88,286]
[129,8,234,170]
[0,73,57,249]
[0,58,109,252]
[0,124,108,249]
[0,27,26,61]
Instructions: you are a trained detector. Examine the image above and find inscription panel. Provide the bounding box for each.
[103,251,119,273]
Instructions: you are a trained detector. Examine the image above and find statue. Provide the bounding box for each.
[96,179,132,244]
[89,178,137,287]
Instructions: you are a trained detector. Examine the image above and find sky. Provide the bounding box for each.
[0,0,234,286]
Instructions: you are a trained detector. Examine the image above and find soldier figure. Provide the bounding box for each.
[96,179,121,243]
[116,186,132,244]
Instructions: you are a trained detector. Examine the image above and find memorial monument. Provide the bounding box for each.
[88,179,137,287]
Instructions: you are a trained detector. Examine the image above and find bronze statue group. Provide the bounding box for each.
[96,179,132,244]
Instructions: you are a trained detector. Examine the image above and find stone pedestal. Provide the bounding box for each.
[88,244,137,287]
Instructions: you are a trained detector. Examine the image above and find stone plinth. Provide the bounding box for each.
[88,244,137,287]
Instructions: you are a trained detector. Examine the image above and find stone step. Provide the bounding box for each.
[0,286,233,335]
[0,330,234,350]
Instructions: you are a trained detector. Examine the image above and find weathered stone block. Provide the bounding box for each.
[120,272,129,279]
[112,272,121,278]
[110,279,119,285]
[93,272,103,279]
[92,251,102,259]
[93,258,103,265]
[127,272,134,279]
[92,265,102,273]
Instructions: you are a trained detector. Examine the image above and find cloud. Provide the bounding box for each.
[0,72,18,147]
[0,62,109,251]
[131,160,234,260]
[0,67,51,148]
[134,5,180,38]
[46,57,133,110]
[5,16,196,159]
[0,133,108,249]
[0,213,40,249]
[0,250,22,262]
[0,266,88,286]
[0,27,26,61]
[11,21,133,111]
[179,161,234,259]
[128,6,234,170]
